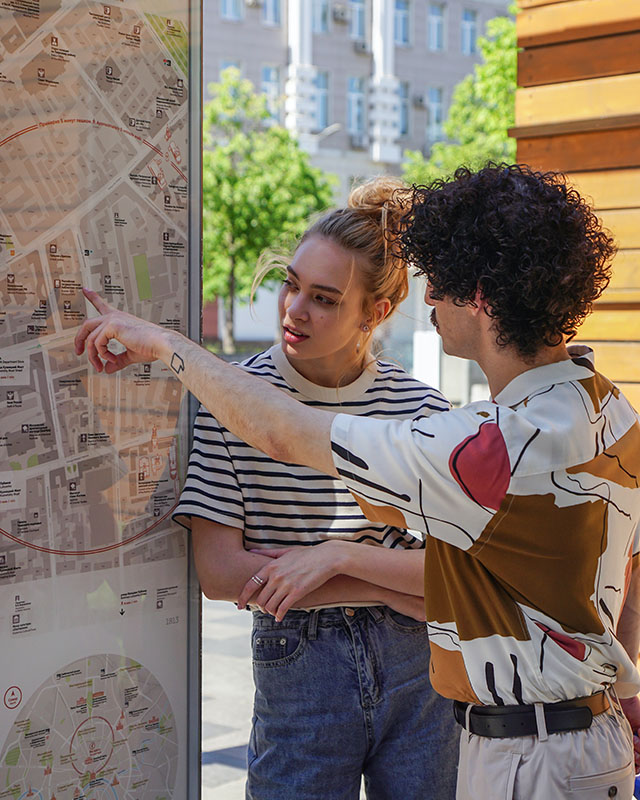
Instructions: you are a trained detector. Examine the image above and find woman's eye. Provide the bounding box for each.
[315,295,335,306]
[283,278,297,290]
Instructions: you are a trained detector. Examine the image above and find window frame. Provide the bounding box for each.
[347,76,366,136]
[393,0,410,47]
[461,8,477,55]
[220,0,243,22]
[428,2,445,52]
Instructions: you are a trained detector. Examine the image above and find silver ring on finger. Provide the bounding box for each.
[251,574,265,587]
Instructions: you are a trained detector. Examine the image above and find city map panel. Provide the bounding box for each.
[0,0,191,582]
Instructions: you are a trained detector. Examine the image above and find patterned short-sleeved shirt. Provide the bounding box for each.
[331,346,640,704]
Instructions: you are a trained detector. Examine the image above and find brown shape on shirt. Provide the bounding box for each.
[471,492,609,638]
[578,373,620,416]
[567,420,640,490]
[429,641,481,703]
[351,492,409,529]
[426,537,530,642]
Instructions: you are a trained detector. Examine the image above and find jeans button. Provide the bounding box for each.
[608,787,617,797]
[345,608,355,617]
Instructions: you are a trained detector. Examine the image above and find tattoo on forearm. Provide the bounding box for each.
[170,352,185,375]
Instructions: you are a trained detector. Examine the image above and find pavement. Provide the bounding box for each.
[201,598,367,799]
[201,598,254,800]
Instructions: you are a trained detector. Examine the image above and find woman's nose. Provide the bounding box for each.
[288,294,309,320]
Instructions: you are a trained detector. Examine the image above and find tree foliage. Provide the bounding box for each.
[202,68,336,352]
[403,11,517,186]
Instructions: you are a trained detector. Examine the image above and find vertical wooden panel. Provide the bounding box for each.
[515,0,640,399]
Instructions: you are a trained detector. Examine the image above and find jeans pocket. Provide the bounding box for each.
[568,760,634,796]
[386,609,428,634]
[252,628,305,668]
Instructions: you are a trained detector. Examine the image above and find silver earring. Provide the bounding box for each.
[362,325,369,332]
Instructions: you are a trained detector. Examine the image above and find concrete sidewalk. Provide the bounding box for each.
[202,598,254,800]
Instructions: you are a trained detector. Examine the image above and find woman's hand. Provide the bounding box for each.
[237,541,347,621]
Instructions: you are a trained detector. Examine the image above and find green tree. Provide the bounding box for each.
[202,68,335,353]
[403,11,517,186]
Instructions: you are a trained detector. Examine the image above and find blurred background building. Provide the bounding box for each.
[202,0,511,404]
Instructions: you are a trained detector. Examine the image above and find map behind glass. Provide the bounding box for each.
[0,0,190,581]
[0,0,195,796]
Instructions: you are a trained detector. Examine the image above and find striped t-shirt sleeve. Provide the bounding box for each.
[173,405,245,531]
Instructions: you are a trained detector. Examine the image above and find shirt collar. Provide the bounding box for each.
[493,345,596,408]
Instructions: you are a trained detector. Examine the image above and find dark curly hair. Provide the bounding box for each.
[399,164,616,360]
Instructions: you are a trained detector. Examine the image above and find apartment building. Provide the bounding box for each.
[205,0,510,195]
[205,0,511,402]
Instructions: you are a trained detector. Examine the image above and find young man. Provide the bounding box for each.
[76,165,640,798]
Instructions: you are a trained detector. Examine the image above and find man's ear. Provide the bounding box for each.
[470,287,490,316]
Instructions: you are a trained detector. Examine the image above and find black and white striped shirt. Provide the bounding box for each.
[173,345,450,550]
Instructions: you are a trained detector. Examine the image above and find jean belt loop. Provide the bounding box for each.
[368,606,384,623]
[464,703,473,744]
[534,702,548,742]
[307,610,319,641]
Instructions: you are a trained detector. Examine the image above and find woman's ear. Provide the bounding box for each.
[368,297,391,328]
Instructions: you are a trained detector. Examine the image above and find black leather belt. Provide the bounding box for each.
[453,692,609,738]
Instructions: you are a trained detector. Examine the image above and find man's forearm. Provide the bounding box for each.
[618,562,640,664]
[159,331,337,476]
[332,541,425,597]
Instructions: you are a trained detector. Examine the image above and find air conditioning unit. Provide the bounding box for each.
[333,3,349,23]
[353,39,369,54]
[245,0,262,7]
[350,133,367,149]
[412,93,426,109]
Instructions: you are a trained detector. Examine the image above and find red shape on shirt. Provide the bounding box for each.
[536,622,588,661]
[448,422,510,511]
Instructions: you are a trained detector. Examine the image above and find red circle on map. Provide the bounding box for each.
[3,686,22,710]
[70,715,115,775]
[0,501,178,555]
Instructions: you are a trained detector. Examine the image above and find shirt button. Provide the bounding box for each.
[345,608,355,617]
[608,787,617,797]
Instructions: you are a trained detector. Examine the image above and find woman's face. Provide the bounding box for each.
[278,235,369,385]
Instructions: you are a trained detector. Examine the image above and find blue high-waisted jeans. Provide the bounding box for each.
[247,606,459,800]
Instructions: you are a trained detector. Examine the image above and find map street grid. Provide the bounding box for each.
[0,0,195,796]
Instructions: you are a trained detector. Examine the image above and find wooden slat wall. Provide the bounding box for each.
[513,0,640,399]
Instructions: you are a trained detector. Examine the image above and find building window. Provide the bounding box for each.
[261,65,280,122]
[394,0,410,46]
[262,0,281,25]
[398,81,409,136]
[427,87,444,142]
[221,0,242,22]
[350,0,365,39]
[428,3,444,51]
[312,0,329,33]
[314,71,329,130]
[347,77,366,136]
[461,9,477,55]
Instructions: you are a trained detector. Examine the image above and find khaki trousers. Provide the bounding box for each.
[456,701,635,800]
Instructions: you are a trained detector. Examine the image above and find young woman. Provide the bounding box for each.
[173,178,459,800]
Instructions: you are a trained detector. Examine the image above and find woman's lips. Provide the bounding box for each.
[283,325,309,344]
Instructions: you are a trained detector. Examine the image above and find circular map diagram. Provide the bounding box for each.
[0,654,178,800]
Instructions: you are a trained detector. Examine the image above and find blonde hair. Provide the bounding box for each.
[253,176,411,352]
